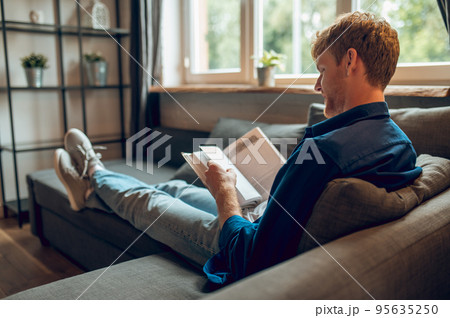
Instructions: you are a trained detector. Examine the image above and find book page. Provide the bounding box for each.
[181,151,209,185]
[182,149,262,207]
[224,127,286,201]
[200,146,262,207]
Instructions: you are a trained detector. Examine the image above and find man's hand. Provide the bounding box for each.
[204,161,237,198]
[204,161,242,228]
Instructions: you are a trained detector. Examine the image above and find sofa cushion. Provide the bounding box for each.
[307,103,328,126]
[208,117,307,155]
[172,117,307,187]
[388,106,450,159]
[298,154,450,253]
[6,252,207,300]
[150,127,210,168]
[307,103,450,159]
[28,159,176,270]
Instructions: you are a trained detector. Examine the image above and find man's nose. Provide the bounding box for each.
[314,77,322,92]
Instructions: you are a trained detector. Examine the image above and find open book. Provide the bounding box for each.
[182,127,286,208]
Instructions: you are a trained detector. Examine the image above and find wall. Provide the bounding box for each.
[0,0,131,210]
[158,92,450,132]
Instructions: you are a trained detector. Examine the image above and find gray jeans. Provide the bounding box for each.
[85,169,221,267]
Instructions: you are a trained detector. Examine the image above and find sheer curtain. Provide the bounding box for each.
[437,0,450,45]
[129,0,162,135]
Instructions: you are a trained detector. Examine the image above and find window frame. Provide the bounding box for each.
[182,0,450,86]
[182,0,254,84]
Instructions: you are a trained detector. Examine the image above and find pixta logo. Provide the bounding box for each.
[295,139,325,165]
[126,128,172,174]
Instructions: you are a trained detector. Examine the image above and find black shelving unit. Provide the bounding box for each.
[0,0,129,227]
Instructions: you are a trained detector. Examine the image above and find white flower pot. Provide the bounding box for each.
[85,61,108,86]
[257,66,275,87]
[24,67,44,88]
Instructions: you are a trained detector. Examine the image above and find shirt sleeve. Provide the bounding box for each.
[203,146,340,285]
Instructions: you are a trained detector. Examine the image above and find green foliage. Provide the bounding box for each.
[203,0,449,74]
[205,0,240,70]
[253,50,287,70]
[262,0,293,73]
[20,53,48,68]
[261,0,335,74]
[83,52,105,62]
[360,0,450,63]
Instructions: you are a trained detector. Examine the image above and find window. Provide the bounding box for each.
[189,0,241,73]
[184,0,251,83]
[354,0,450,85]
[355,0,450,64]
[256,0,336,75]
[183,0,450,85]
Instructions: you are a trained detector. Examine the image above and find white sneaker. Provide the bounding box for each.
[64,128,105,178]
[54,148,90,211]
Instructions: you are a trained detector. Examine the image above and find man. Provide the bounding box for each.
[55,11,421,286]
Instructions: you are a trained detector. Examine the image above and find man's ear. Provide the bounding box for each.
[345,48,358,76]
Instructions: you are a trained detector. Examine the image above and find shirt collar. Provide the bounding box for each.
[306,102,390,137]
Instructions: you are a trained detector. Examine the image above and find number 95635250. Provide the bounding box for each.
[375,304,438,315]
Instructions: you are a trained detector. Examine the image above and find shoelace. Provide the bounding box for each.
[76,145,106,178]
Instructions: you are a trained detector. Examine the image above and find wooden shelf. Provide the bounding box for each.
[10,86,62,91]
[0,85,131,92]
[0,2,129,227]
[150,84,450,98]
[60,24,129,36]
[5,199,28,215]
[1,20,129,37]
[0,139,64,153]
[66,84,131,90]
[1,137,124,153]
[5,199,29,227]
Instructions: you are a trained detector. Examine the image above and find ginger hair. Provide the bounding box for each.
[311,11,399,90]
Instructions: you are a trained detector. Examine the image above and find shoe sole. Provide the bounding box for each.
[54,149,83,211]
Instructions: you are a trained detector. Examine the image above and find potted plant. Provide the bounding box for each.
[83,52,108,86]
[20,53,48,88]
[253,49,286,87]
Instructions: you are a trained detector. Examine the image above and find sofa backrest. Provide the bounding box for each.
[298,154,450,253]
[307,104,450,159]
[146,127,210,168]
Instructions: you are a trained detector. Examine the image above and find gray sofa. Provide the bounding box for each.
[6,104,450,300]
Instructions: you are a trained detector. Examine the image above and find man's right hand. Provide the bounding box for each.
[204,161,236,198]
[204,161,242,228]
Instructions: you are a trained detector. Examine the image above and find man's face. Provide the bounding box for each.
[314,51,347,118]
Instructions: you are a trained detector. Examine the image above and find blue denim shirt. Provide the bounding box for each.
[203,102,422,285]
